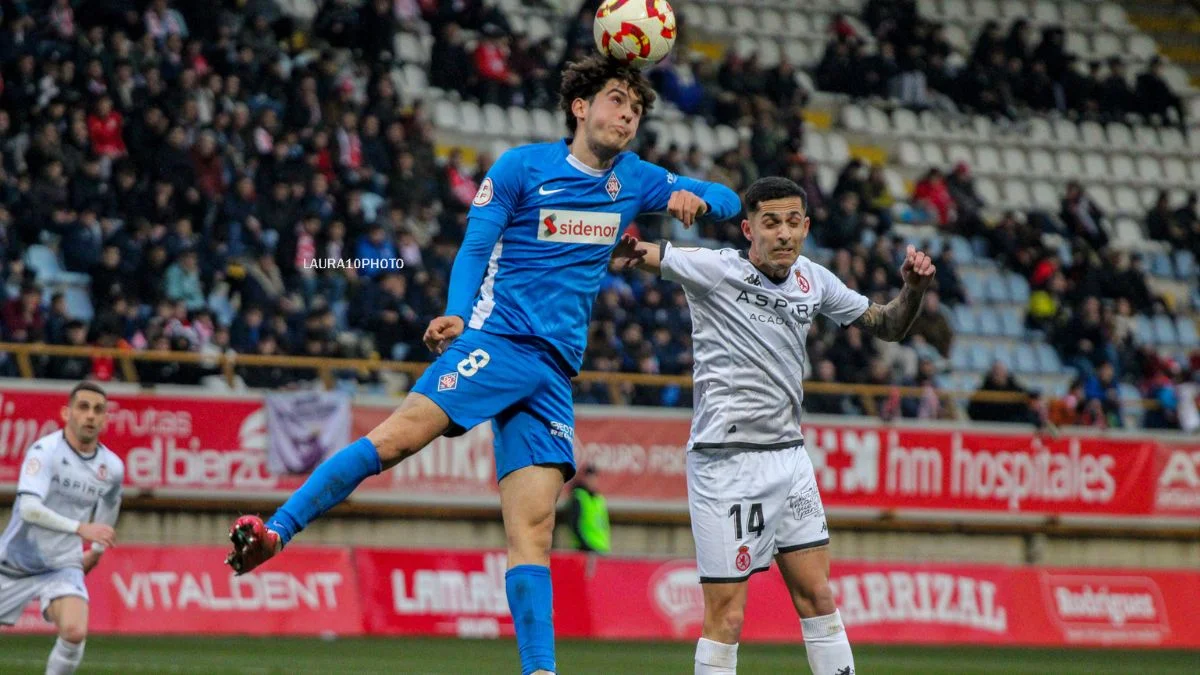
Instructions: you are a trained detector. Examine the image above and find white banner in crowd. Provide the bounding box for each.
[266,391,352,475]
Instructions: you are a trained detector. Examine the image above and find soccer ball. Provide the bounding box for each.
[593,0,677,69]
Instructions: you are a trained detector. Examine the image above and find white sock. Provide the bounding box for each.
[801,610,855,675]
[695,637,738,674]
[45,637,85,675]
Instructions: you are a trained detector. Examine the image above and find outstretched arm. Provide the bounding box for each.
[610,236,660,274]
[852,246,935,342]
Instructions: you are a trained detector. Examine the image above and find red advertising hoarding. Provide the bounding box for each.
[2,387,1197,520]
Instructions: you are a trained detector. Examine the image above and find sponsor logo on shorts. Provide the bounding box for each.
[549,421,574,441]
[787,487,825,521]
[437,373,459,392]
[537,209,620,245]
[472,178,494,207]
[735,545,751,572]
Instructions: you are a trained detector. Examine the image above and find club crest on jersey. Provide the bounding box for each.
[97,464,108,480]
[795,270,811,293]
[437,372,459,392]
[606,173,622,201]
[735,545,751,572]
[472,178,494,207]
[25,457,41,476]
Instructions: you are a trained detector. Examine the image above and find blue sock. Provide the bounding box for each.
[505,564,556,675]
[266,437,382,546]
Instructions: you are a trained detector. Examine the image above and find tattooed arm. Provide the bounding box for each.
[853,246,936,342]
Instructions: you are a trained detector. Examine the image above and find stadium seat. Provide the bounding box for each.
[1109,154,1135,181]
[1149,252,1174,278]
[1098,2,1129,30]
[1082,152,1108,181]
[1133,315,1155,345]
[785,11,812,35]
[974,177,1001,209]
[1026,117,1053,146]
[945,143,973,167]
[1013,343,1038,374]
[433,99,459,129]
[1136,156,1164,184]
[892,108,920,136]
[954,304,979,335]
[1027,149,1055,176]
[1065,32,1092,60]
[1035,342,1063,374]
[1153,315,1179,346]
[1113,186,1140,213]
[1133,125,1161,152]
[975,146,1002,174]
[1055,150,1084,180]
[1174,250,1196,280]
[63,286,94,322]
[532,109,557,140]
[1033,0,1060,25]
[1007,273,1030,305]
[1079,121,1106,147]
[1089,186,1114,213]
[509,107,532,139]
[978,308,1002,336]
[1031,182,1059,211]
[1000,306,1025,338]
[458,102,483,134]
[1001,147,1028,175]
[951,342,972,371]
[1113,218,1145,248]
[1139,187,1159,211]
[1107,122,1135,150]
[961,272,985,303]
[898,140,923,167]
[883,168,908,201]
[840,104,867,133]
[921,141,946,168]
[825,134,850,165]
[1162,158,1189,187]
[1052,118,1081,147]
[482,104,507,137]
[1092,33,1123,61]
[991,343,1013,368]
[968,342,993,371]
[715,125,739,152]
[972,0,1000,21]
[1177,317,1200,349]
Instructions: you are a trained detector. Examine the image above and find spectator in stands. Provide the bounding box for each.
[860,165,894,234]
[1060,182,1108,251]
[805,359,856,416]
[2,283,46,343]
[912,168,954,227]
[165,248,205,311]
[44,319,91,380]
[944,162,985,238]
[1173,193,1200,257]
[968,361,1035,424]
[1136,57,1187,128]
[1083,360,1122,428]
[1100,58,1134,123]
[821,190,862,250]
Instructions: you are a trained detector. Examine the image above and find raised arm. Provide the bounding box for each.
[852,246,936,342]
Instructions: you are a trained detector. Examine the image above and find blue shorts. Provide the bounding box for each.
[411,329,576,482]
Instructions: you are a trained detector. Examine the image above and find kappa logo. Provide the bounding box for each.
[743,273,762,287]
[795,270,811,293]
[836,667,854,675]
[734,545,751,572]
[606,173,622,201]
[472,178,494,207]
[437,372,459,392]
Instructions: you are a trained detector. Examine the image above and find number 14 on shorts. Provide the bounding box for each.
[729,502,764,539]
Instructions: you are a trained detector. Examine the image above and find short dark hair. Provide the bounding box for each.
[69,381,107,403]
[558,55,656,134]
[744,177,808,214]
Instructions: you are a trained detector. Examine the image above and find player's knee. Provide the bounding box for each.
[369,403,443,466]
[59,622,87,644]
[707,603,745,641]
[799,579,837,616]
[507,508,556,554]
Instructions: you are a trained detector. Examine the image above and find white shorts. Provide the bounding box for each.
[687,444,829,583]
[0,567,88,626]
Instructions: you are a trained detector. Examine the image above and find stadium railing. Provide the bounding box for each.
[0,342,1162,414]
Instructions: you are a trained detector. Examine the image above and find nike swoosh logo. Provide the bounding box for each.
[538,185,566,195]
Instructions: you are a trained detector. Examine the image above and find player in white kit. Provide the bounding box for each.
[0,382,123,675]
[613,177,935,675]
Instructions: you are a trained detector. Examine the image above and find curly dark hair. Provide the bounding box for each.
[558,55,656,135]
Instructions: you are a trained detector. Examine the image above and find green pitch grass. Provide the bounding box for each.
[0,635,1195,674]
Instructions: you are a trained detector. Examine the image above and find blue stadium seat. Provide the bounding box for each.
[949,235,975,264]
[1153,315,1178,346]
[1006,273,1030,305]
[1174,250,1196,281]
[970,237,989,260]
[950,343,972,371]
[1012,344,1038,375]
[999,306,1024,338]
[991,343,1014,367]
[1149,251,1174,278]
[983,273,1010,303]
[1035,342,1063,374]
[24,245,63,283]
[1118,383,1145,427]
[63,286,94,322]
[977,308,1001,336]
[968,342,993,371]
[1177,317,1199,349]
[961,273,984,304]
[1133,315,1155,345]
[953,304,979,335]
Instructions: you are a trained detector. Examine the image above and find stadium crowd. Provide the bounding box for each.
[0,0,1196,431]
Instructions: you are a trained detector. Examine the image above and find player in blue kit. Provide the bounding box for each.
[225,55,739,675]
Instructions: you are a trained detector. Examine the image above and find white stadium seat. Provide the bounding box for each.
[1133,125,1161,152]
[508,107,532,139]
[1054,150,1084,180]
[975,145,1003,174]
[884,168,908,200]
[922,141,946,168]
[840,104,867,133]
[1026,117,1053,146]
[459,101,483,134]
[1098,2,1129,31]
[972,0,1001,21]
[1114,186,1141,213]
[1001,147,1028,175]
[1052,118,1081,146]
[1089,185,1115,213]
[1092,33,1123,60]
[1028,149,1056,176]
[1109,154,1136,181]
[804,133,829,163]
[1159,127,1186,154]
[898,140,923,167]
[825,134,850,165]
[1162,158,1188,186]
[1082,152,1108,182]
[945,143,974,167]
[1032,181,1059,211]
[892,108,920,136]
[1033,0,1060,25]
[1079,121,1106,147]
[975,177,1001,205]
[1136,156,1164,184]
[1003,179,1031,209]
[1128,34,1158,62]
[1107,123,1135,150]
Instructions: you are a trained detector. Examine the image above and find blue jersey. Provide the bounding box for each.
[444,139,740,373]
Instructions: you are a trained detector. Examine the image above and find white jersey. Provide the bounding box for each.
[661,243,869,451]
[0,431,124,577]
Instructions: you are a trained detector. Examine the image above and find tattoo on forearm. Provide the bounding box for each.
[853,285,925,342]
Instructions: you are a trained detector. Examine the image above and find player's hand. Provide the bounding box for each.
[77,523,116,549]
[82,548,103,574]
[610,234,647,272]
[423,315,465,355]
[667,190,709,228]
[900,245,936,291]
